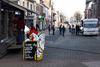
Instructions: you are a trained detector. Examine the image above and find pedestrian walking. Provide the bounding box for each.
[62,25,66,36]
[36,24,40,31]
[59,24,62,35]
[69,25,71,32]
[75,24,80,35]
[48,24,51,35]
[71,24,75,34]
[51,25,55,35]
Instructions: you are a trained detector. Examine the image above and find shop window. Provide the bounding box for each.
[8,12,15,37]
[1,11,6,38]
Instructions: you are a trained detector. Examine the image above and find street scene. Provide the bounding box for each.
[0,29,100,67]
[0,0,100,67]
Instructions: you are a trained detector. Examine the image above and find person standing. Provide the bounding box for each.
[62,25,66,36]
[71,24,75,34]
[69,25,71,32]
[51,25,55,35]
[28,23,38,41]
[16,17,25,44]
[59,24,62,35]
[75,24,80,35]
[36,24,40,31]
[48,24,51,35]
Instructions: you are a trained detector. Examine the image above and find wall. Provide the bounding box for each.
[96,0,100,18]
[43,0,50,8]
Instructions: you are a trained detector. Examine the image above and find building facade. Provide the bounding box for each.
[85,0,100,19]
[10,0,38,27]
[36,0,52,30]
[8,0,53,30]
[95,0,100,19]
[0,0,27,57]
[54,11,60,27]
[85,0,92,18]
[0,0,26,38]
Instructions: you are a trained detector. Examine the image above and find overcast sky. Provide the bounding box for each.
[53,0,86,18]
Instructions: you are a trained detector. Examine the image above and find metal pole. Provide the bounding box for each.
[0,1,1,36]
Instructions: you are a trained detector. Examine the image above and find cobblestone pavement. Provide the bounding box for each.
[0,29,100,67]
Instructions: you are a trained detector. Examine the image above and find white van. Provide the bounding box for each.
[81,19,100,35]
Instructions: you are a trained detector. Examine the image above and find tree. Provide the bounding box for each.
[74,11,82,23]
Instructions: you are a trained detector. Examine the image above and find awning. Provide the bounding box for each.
[2,0,39,15]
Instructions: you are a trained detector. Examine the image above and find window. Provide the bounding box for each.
[84,21,98,28]
[30,4,32,10]
[27,1,29,8]
[23,1,25,7]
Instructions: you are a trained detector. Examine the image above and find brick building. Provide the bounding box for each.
[85,0,100,19]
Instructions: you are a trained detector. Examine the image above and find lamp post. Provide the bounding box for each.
[38,15,44,30]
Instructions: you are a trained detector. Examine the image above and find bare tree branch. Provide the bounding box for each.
[74,11,82,23]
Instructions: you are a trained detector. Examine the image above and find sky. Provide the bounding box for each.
[53,0,86,18]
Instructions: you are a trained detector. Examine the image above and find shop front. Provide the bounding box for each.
[0,0,26,53]
[0,0,39,58]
